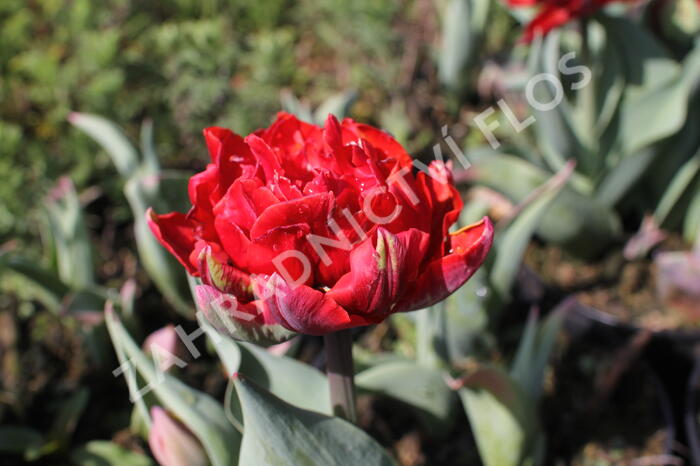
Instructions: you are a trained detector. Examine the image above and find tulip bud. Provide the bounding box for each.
[143,325,187,372]
[659,0,700,46]
[148,407,208,466]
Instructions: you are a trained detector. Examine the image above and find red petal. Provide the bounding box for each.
[327,228,429,317]
[187,163,220,225]
[522,6,576,42]
[395,217,494,312]
[214,216,252,270]
[245,134,283,182]
[214,178,278,234]
[250,193,333,240]
[341,119,413,168]
[203,127,253,192]
[253,274,370,334]
[147,209,198,275]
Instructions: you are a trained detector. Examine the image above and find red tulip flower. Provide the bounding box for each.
[148,112,493,341]
[509,0,632,42]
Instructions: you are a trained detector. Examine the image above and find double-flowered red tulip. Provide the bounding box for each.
[148,112,493,341]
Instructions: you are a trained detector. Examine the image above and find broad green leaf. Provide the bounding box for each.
[510,302,567,400]
[45,177,94,289]
[529,32,590,174]
[70,441,155,466]
[199,313,242,376]
[440,270,492,364]
[0,253,69,310]
[471,154,620,255]
[491,162,574,299]
[106,309,240,466]
[654,149,700,225]
[459,367,535,466]
[238,342,331,415]
[69,112,139,177]
[596,147,657,207]
[438,0,489,88]
[126,177,193,317]
[201,312,330,414]
[140,118,160,175]
[593,25,625,139]
[356,361,455,432]
[234,374,395,466]
[684,179,700,244]
[602,17,688,157]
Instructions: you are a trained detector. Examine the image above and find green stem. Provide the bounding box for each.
[324,330,357,423]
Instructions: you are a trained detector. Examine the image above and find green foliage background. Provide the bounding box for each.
[0,0,404,240]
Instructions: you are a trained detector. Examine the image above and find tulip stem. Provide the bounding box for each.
[324,329,357,423]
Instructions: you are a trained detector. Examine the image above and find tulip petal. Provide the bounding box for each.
[245,134,284,182]
[147,209,198,275]
[250,192,333,241]
[327,228,429,316]
[253,274,370,335]
[195,284,294,344]
[395,217,494,312]
[149,407,209,466]
[214,177,279,234]
[187,163,220,225]
[341,119,413,168]
[203,126,253,191]
[198,245,254,301]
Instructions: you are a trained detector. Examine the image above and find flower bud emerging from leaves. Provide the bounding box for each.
[143,325,186,372]
[148,406,208,466]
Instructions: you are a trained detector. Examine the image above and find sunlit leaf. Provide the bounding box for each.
[234,374,395,466]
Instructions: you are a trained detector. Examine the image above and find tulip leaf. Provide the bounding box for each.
[595,146,657,207]
[440,269,492,364]
[510,301,567,400]
[126,177,193,318]
[684,179,700,244]
[280,90,315,124]
[200,312,331,415]
[199,313,242,376]
[70,441,155,466]
[238,342,332,414]
[106,309,240,466]
[438,0,489,88]
[491,162,573,299]
[459,367,536,466]
[356,361,455,433]
[654,149,700,225]
[73,112,192,317]
[69,112,139,178]
[602,17,688,157]
[45,177,95,289]
[234,374,396,466]
[313,90,357,125]
[140,118,160,175]
[529,32,589,174]
[0,253,69,310]
[471,153,620,256]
